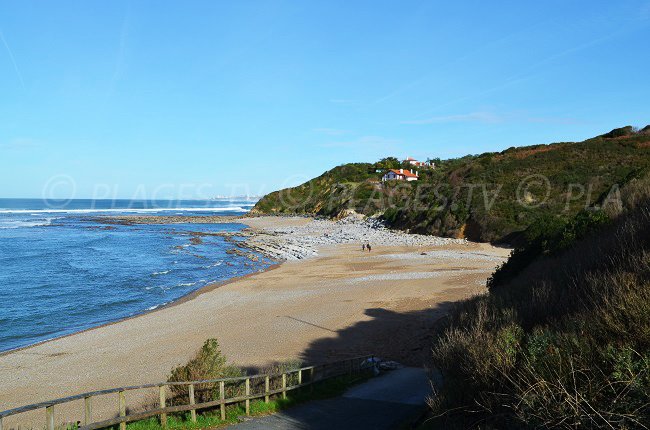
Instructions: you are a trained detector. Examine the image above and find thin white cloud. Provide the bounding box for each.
[401,112,503,125]
[329,98,357,104]
[402,111,584,126]
[524,116,584,125]
[320,135,401,150]
[312,128,350,136]
[412,27,633,118]
[0,138,39,150]
[378,11,643,118]
[0,28,25,90]
[372,14,565,106]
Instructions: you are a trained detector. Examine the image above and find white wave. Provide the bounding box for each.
[0,206,250,215]
[202,260,223,268]
[0,218,54,229]
[151,270,171,276]
[177,282,196,287]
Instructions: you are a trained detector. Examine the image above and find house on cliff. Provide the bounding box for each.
[382,169,419,182]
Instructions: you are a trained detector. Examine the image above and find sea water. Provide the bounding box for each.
[0,198,269,352]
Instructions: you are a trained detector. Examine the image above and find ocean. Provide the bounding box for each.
[0,198,269,353]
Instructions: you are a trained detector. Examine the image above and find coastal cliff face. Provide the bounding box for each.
[250,127,650,427]
[426,155,650,429]
[252,127,650,244]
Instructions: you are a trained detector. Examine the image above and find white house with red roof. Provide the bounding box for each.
[404,156,435,168]
[405,156,426,167]
[382,168,419,182]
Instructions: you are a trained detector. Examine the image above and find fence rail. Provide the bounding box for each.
[0,355,374,430]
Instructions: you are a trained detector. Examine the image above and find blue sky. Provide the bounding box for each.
[1,1,649,199]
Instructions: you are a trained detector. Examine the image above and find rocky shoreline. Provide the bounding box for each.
[91,213,467,262]
[238,214,466,261]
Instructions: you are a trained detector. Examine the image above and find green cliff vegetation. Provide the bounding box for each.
[424,168,650,429]
[254,126,650,427]
[252,126,650,244]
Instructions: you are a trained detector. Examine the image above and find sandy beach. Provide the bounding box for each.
[0,216,509,427]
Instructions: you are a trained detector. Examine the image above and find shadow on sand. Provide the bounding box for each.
[244,302,455,374]
[235,304,456,429]
[299,303,454,368]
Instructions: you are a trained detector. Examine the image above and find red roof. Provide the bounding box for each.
[405,157,416,161]
[388,169,418,178]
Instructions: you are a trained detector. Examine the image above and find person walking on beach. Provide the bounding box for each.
[362,243,366,252]
[367,243,372,252]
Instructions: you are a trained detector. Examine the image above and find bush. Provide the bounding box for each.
[429,201,650,428]
[601,125,636,138]
[168,339,244,403]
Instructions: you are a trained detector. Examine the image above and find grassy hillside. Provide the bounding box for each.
[252,126,650,243]
[423,171,650,429]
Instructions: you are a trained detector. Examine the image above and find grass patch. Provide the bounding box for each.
[114,373,369,430]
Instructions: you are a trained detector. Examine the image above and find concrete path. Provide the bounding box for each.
[228,367,432,430]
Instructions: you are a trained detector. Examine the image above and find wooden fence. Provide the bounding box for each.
[0,355,374,430]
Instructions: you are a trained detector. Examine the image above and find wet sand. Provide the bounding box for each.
[0,216,509,427]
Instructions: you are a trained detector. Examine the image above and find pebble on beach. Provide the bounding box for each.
[239,214,465,261]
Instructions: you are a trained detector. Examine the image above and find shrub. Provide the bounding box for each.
[167,339,244,403]
[429,201,650,428]
[601,125,636,138]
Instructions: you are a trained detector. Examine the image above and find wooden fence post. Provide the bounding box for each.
[219,381,225,420]
[84,396,92,426]
[310,367,315,393]
[297,369,302,394]
[159,385,167,428]
[119,390,126,430]
[46,405,54,430]
[0,356,377,430]
[188,384,196,423]
[245,378,250,415]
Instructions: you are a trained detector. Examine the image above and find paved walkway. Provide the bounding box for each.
[228,367,432,430]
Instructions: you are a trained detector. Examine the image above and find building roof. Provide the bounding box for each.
[387,169,418,178]
[405,157,416,161]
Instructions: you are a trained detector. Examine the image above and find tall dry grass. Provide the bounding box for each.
[428,200,650,429]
